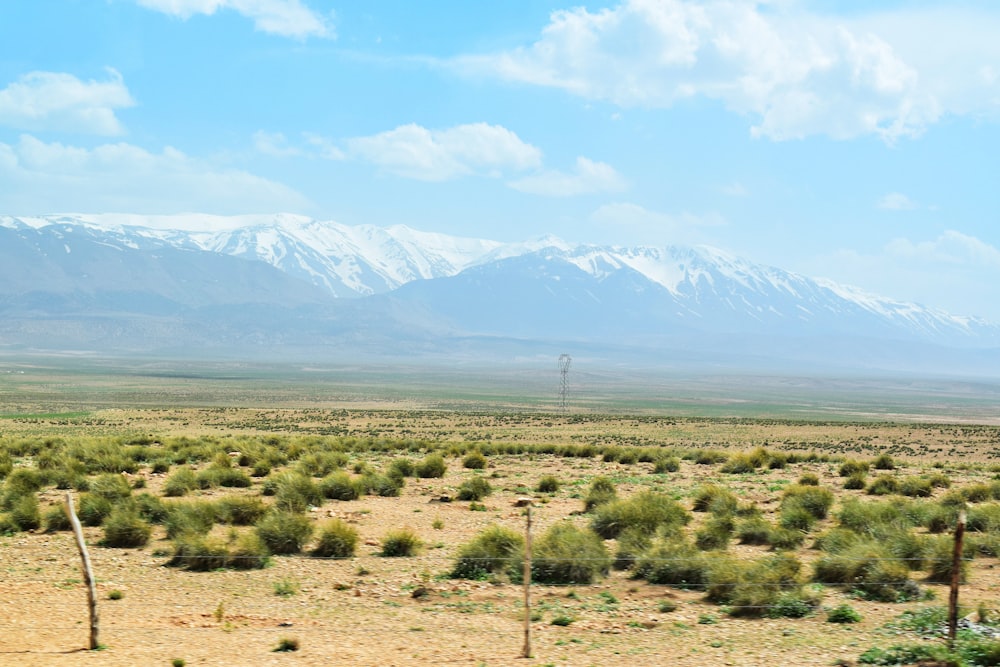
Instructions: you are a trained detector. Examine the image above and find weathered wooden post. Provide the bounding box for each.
[515,497,534,659]
[948,510,967,650]
[64,492,99,650]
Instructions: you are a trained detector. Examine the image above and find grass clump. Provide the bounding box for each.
[536,475,561,493]
[100,507,152,548]
[456,476,492,501]
[827,603,861,623]
[462,450,487,470]
[814,541,921,602]
[691,484,737,515]
[694,514,735,551]
[531,522,610,585]
[77,493,114,527]
[867,474,900,496]
[162,468,198,497]
[633,536,709,588]
[8,494,41,531]
[872,454,895,471]
[591,491,690,539]
[381,528,422,557]
[415,454,447,479]
[310,519,359,559]
[164,500,218,539]
[227,533,270,570]
[583,476,616,512]
[320,471,363,501]
[839,460,870,477]
[256,511,314,555]
[451,524,523,580]
[653,456,680,474]
[216,496,267,526]
[167,536,230,571]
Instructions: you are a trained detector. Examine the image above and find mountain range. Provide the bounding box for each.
[1,213,997,376]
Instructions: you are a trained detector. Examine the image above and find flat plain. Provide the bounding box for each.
[3,359,1000,666]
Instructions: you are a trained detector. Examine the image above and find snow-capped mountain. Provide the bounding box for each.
[0,213,997,372]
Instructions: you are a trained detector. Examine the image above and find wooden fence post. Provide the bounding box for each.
[948,510,967,650]
[64,492,100,650]
[515,498,533,659]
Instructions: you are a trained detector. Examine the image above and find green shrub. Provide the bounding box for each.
[866,474,900,496]
[359,472,403,497]
[695,514,734,551]
[779,504,816,532]
[167,535,230,571]
[536,475,561,493]
[44,505,72,532]
[858,643,954,666]
[456,476,492,501]
[451,524,524,579]
[872,454,895,470]
[320,471,363,501]
[797,472,820,486]
[380,528,422,557]
[736,515,773,546]
[583,476,617,512]
[653,456,680,474]
[925,535,969,584]
[883,529,931,571]
[839,460,870,477]
[694,450,728,465]
[101,507,152,548]
[77,493,113,527]
[216,496,267,525]
[899,477,933,498]
[827,603,861,623]
[844,473,867,490]
[271,472,323,513]
[9,494,40,531]
[256,511,314,555]
[720,453,760,474]
[163,468,198,497]
[925,472,951,489]
[782,484,835,519]
[462,450,487,470]
[633,536,709,588]
[964,483,994,503]
[706,553,805,617]
[388,457,415,479]
[89,473,133,501]
[311,519,359,559]
[591,491,689,539]
[768,527,807,551]
[415,454,447,479]
[531,522,610,585]
[691,484,738,515]
[164,500,218,539]
[613,526,655,571]
[814,541,920,602]
[295,451,346,477]
[228,533,270,570]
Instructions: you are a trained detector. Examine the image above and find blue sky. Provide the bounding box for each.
[2,0,999,319]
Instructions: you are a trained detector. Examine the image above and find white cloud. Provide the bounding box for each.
[805,231,1000,320]
[0,134,309,214]
[135,0,332,39]
[877,192,917,210]
[302,132,346,160]
[455,0,1000,142]
[509,156,626,196]
[592,202,724,227]
[253,130,301,157]
[721,182,748,197]
[0,70,135,135]
[347,122,542,181]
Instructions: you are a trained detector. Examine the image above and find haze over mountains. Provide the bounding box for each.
[1,214,997,376]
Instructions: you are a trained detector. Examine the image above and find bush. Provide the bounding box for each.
[311,519,359,559]
[899,477,933,498]
[925,535,969,584]
[89,473,133,501]
[256,511,314,555]
[866,474,900,496]
[380,528,422,557]
[228,532,270,570]
[633,536,709,588]
[782,484,835,519]
[271,472,323,513]
[163,468,198,497]
[359,472,403,497]
[798,473,820,486]
[415,454,447,479]
[167,536,230,571]
[583,476,617,512]
[872,454,895,470]
[456,476,492,501]
[77,493,113,527]
[216,496,267,525]
[462,450,487,470]
[694,450,728,465]
[320,471,363,501]
[691,484,737,515]
[768,527,807,551]
[814,541,920,602]
[591,491,690,539]
[536,475,561,493]
[736,515,773,546]
[695,514,734,551]
[779,504,816,532]
[653,456,680,474]
[839,460,870,477]
[964,483,994,503]
[9,494,41,531]
[720,453,760,474]
[531,522,610,585]
[844,473,867,490]
[613,526,655,571]
[451,524,524,579]
[101,507,152,548]
[706,553,805,617]
[827,603,861,623]
[164,500,217,539]
[387,458,415,479]
[44,505,72,532]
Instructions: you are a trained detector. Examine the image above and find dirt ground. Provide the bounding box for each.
[3,410,1000,665]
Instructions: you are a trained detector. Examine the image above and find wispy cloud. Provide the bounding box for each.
[0,69,135,135]
[346,122,542,181]
[453,1,1000,142]
[134,0,333,39]
[509,156,626,197]
[877,191,917,210]
[0,134,308,213]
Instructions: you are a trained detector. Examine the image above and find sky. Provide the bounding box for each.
[1,0,999,319]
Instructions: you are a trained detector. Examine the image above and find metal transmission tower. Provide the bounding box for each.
[558,354,572,412]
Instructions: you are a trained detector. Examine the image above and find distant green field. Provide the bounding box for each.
[1,354,999,424]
